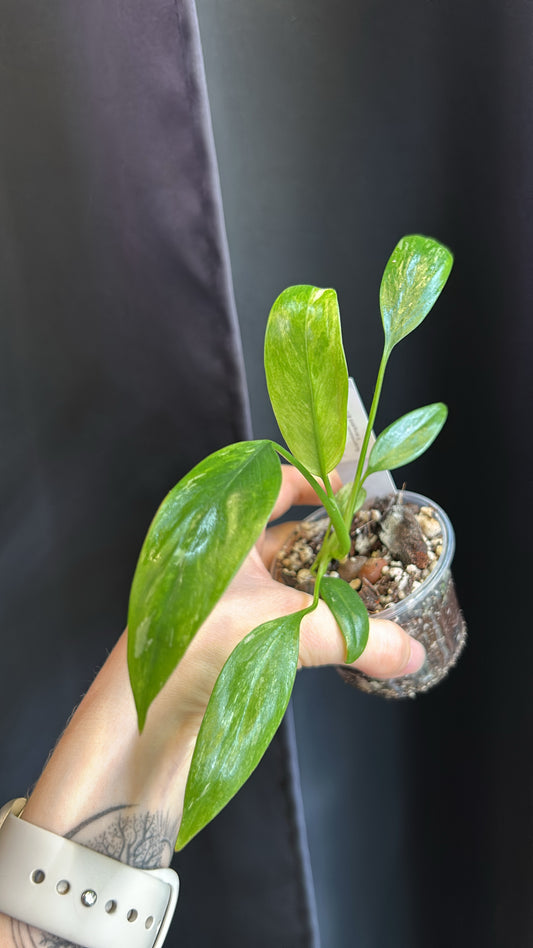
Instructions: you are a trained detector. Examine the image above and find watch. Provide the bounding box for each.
[0,798,179,948]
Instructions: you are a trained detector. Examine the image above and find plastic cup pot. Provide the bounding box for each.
[272,491,467,698]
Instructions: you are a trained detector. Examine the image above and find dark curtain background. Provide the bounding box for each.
[0,3,319,945]
[195,2,533,947]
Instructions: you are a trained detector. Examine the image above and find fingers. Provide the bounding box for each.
[300,598,426,679]
[263,466,426,679]
[354,620,426,678]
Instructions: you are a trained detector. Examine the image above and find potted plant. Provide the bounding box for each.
[272,487,466,698]
[127,234,466,850]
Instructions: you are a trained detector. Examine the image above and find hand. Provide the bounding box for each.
[162,465,425,729]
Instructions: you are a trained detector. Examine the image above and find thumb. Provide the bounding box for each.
[299,598,426,679]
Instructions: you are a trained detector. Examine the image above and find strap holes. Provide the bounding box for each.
[127,909,138,923]
[56,880,70,895]
[105,900,117,914]
[31,870,45,884]
[80,889,97,907]
[145,916,154,930]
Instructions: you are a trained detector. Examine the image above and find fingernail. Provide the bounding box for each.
[402,638,426,675]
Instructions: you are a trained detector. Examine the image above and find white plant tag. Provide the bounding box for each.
[336,378,396,498]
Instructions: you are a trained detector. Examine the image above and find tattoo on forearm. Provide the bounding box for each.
[10,805,179,948]
[66,804,176,869]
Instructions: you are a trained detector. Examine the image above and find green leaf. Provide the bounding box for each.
[380,235,453,356]
[264,285,349,478]
[176,610,303,849]
[127,440,281,730]
[365,403,448,476]
[320,576,369,664]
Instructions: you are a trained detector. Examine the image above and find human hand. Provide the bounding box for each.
[162,465,425,732]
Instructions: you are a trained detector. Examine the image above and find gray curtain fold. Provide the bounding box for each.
[0,2,319,945]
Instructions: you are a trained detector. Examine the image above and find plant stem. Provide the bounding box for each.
[344,347,389,529]
[323,472,337,504]
[312,553,329,601]
[270,442,351,557]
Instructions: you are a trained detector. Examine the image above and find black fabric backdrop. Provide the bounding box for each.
[1,1,533,947]
[0,3,318,946]
[196,2,533,947]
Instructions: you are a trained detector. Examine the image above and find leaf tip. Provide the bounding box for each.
[136,702,147,734]
[174,823,192,852]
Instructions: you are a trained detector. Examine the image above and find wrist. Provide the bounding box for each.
[0,798,179,948]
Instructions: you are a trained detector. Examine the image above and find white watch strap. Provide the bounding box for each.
[0,799,179,948]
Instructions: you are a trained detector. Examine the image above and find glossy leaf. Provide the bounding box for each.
[264,285,348,478]
[320,576,369,664]
[176,609,303,849]
[128,440,281,730]
[365,403,448,477]
[380,235,453,356]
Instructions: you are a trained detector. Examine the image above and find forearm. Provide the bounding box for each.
[23,633,196,836]
[0,632,194,948]
[0,585,275,947]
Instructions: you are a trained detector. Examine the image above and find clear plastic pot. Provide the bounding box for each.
[272,491,467,698]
